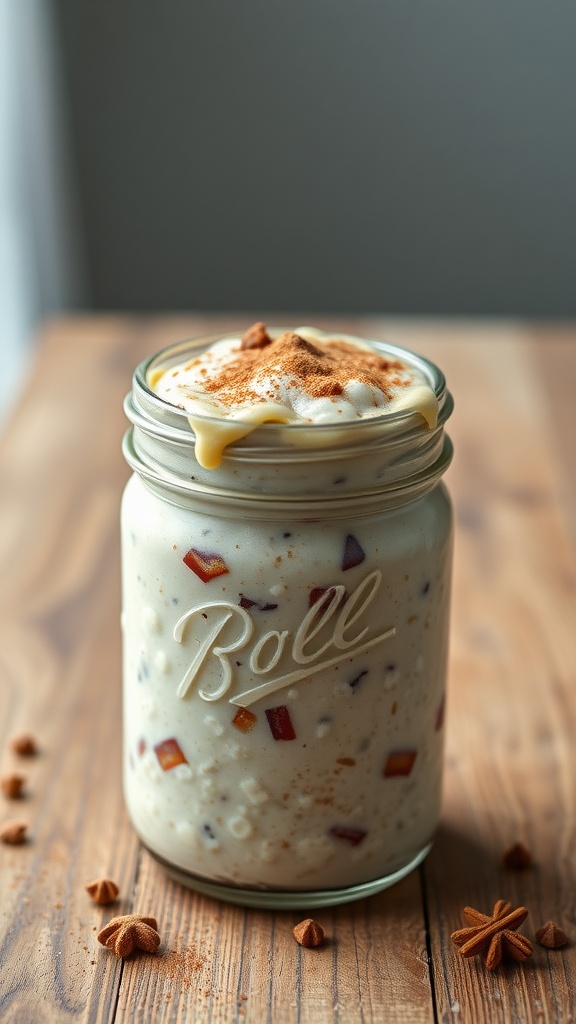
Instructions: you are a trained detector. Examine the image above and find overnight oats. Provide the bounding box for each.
[121,324,454,907]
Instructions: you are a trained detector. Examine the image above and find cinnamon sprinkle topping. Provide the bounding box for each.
[192,328,407,408]
[151,323,440,467]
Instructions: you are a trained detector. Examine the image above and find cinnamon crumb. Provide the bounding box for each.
[1,773,26,799]
[293,919,325,948]
[10,734,38,757]
[0,819,28,844]
[240,322,272,351]
[503,842,532,869]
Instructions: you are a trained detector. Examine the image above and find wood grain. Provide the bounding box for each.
[0,316,575,1023]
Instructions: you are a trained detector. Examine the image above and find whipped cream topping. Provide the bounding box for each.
[150,324,438,469]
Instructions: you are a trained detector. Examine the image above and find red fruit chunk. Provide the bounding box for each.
[183,548,229,583]
[435,694,446,731]
[154,737,188,771]
[239,594,278,611]
[137,737,147,757]
[383,750,417,778]
[309,586,328,608]
[342,534,366,571]
[232,707,258,733]
[329,825,367,847]
[265,705,296,741]
[308,586,347,613]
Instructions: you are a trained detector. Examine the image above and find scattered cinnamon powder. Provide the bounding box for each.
[186,328,408,408]
[154,945,208,985]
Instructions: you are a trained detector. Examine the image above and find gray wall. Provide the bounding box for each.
[0,1,86,424]
[53,0,576,316]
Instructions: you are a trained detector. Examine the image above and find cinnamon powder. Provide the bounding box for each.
[188,329,408,408]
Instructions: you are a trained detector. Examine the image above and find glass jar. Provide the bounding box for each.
[121,330,454,908]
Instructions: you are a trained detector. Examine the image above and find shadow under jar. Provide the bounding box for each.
[121,330,454,908]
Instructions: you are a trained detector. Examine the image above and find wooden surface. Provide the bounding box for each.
[1,315,575,1023]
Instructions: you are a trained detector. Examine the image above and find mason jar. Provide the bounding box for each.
[121,329,454,908]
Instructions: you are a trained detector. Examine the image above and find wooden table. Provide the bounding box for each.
[1,315,575,1023]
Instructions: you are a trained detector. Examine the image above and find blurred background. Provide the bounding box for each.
[2,0,576,422]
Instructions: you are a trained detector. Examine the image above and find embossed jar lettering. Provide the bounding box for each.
[173,570,395,706]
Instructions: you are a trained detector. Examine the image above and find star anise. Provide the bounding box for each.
[97,914,161,958]
[451,900,533,970]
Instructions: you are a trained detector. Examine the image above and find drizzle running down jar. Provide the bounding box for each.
[121,326,454,908]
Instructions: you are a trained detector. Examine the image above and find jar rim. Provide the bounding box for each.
[132,329,451,446]
[124,328,453,509]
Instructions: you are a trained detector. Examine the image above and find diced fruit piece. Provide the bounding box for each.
[383,750,417,778]
[329,825,367,847]
[435,694,446,731]
[265,705,296,741]
[239,594,278,611]
[154,737,188,771]
[342,534,366,571]
[309,586,328,608]
[308,586,347,620]
[183,548,229,583]
[137,737,147,757]
[308,587,347,629]
[348,669,368,690]
[232,707,258,733]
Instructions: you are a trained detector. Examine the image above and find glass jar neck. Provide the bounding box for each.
[123,334,453,519]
